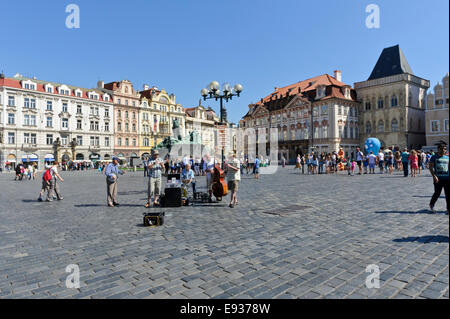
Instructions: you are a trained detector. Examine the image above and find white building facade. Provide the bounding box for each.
[0,74,114,170]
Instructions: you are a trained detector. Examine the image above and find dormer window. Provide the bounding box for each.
[22,80,37,91]
[316,85,326,99]
[58,85,71,96]
[88,91,99,100]
[103,94,110,102]
[344,87,351,99]
[45,84,53,93]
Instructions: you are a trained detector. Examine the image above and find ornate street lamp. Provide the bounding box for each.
[201,81,243,167]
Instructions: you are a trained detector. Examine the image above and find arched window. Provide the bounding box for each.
[377,98,384,109]
[391,95,398,107]
[391,119,399,132]
[378,120,384,132]
[366,122,372,134]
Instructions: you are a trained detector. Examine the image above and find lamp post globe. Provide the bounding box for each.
[209,81,220,92]
[201,88,209,97]
[234,84,243,93]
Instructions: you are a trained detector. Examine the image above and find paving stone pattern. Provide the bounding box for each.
[0,167,448,299]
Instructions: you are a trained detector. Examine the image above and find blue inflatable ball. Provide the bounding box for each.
[364,138,381,155]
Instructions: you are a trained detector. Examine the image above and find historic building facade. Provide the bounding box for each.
[425,73,449,148]
[354,45,430,150]
[100,80,141,165]
[184,103,219,155]
[139,86,185,154]
[0,73,114,169]
[240,72,360,163]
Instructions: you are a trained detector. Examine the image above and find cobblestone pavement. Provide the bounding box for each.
[0,167,448,299]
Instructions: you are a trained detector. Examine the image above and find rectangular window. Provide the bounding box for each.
[105,137,110,147]
[46,134,53,145]
[30,133,37,144]
[338,106,342,115]
[30,99,36,108]
[8,96,15,106]
[24,98,30,108]
[24,115,30,126]
[105,108,109,117]
[8,132,15,144]
[77,105,82,114]
[105,122,109,132]
[431,120,440,132]
[30,115,36,126]
[62,103,68,112]
[46,116,53,127]
[62,118,69,129]
[47,87,52,93]
[8,113,15,125]
[24,133,30,144]
[47,101,53,111]
[77,136,83,146]
[61,136,68,145]
[118,138,122,146]
[444,119,449,132]
[77,120,82,130]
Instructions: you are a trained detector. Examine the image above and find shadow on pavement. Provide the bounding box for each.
[375,209,447,215]
[393,235,449,244]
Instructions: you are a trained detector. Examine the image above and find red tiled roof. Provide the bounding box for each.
[0,77,111,102]
[256,73,355,105]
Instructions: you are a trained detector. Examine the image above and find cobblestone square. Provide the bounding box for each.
[0,167,448,299]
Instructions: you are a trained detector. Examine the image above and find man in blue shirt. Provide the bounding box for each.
[401,148,410,177]
[105,157,125,207]
[182,163,196,194]
[429,143,449,214]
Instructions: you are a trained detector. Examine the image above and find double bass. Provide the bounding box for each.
[212,164,228,201]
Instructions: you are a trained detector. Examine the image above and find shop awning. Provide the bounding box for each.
[22,154,39,162]
[44,154,55,162]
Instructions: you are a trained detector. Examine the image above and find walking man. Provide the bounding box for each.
[429,143,449,214]
[356,147,363,175]
[47,161,64,201]
[226,153,240,208]
[145,150,165,208]
[105,157,124,207]
[401,148,410,177]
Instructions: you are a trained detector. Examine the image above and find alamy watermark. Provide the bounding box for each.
[66,264,80,289]
[365,4,380,29]
[365,264,380,289]
[65,4,80,29]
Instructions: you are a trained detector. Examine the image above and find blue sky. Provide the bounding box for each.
[1,0,448,123]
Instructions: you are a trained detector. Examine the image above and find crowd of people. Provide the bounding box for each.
[290,146,441,178]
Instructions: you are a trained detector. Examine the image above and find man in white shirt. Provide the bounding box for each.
[368,151,377,174]
[204,154,216,202]
[377,150,385,174]
[226,153,240,208]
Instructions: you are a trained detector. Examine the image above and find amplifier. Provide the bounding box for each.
[163,187,182,207]
[143,212,165,227]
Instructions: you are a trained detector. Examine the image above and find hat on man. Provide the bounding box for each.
[153,150,159,155]
[112,156,119,162]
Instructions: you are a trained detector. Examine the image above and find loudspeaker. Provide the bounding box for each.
[167,174,180,181]
[164,187,182,207]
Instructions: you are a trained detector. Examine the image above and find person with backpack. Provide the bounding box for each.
[49,161,64,201]
[38,167,53,202]
[38,162,64,201]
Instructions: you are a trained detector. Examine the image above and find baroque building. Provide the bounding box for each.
[240,71,360,163]
[425,73,449,147]
[184,102,219,155]
[0,73,114,169]
[99,80,141,166]
[354,45,430,150]
[139,86,185,154]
